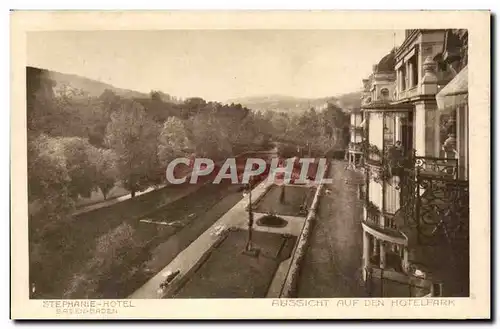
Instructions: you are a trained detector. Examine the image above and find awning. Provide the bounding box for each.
[436,65,468,110]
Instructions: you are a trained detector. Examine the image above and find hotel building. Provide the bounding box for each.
[352,29,469,297]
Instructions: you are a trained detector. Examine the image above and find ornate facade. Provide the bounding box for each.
[346,108,364,169]
[358,29,469,297]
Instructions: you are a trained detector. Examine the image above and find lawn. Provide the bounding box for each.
[173,229,297,298]
[252,185,315,217]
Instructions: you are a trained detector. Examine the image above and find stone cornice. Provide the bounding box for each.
[395,30,420,59]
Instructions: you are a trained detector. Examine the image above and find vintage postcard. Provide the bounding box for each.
[10,11,490,319]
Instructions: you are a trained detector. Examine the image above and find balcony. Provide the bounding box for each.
[365,153,464,233]
[398,86,419,101]
[414,175,469,245]
[364,153,469,297]
[383,213,398,230]
[365,143,413,174]
[399,175,469,297]
[350,125,364,132]
[394,155,462,226]
[415,156,458,179]
[363,200,406,245]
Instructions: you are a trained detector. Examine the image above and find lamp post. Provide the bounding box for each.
[244,177,259,256]
[246,178,253,250]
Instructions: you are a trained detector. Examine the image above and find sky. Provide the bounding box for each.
[27,30,405,102]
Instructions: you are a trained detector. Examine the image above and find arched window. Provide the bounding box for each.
[380,88,390,99]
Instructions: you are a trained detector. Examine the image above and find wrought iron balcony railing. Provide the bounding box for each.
[363,153,469,297]
[415,156,458,179]
[415,175,469,246]
[388,157,467,245]
[366,154,465,236]
[364,145,459,178]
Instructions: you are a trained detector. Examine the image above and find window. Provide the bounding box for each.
[409,55,418,87]
[380,88,390,100]
[400,66,407,91]
[384,114,396,145]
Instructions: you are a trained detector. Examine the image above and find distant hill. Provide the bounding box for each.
[27,66,151,99]
[335,91,363,112]
[27,66,363,113]
[227,91,362,114]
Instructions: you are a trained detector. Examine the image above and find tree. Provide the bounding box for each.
[105,100,159,197]
[54,137,98,199]
[90,148,118,200]
[189,112,232,160]
[268,103,350,157]
[64,222,146,298]
[27,134,74,230]
[26,67,57,133]
[269,112,292,143]
[180,97,208,118]
[322,102,350,150]
[158,116,191,165]
[296,108,321,156]
[98,89,122,113]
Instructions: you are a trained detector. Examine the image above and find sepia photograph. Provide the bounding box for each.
[10,11,490,319]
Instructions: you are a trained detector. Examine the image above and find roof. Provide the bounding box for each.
[436,65,468,110]
[375,50,396,73]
